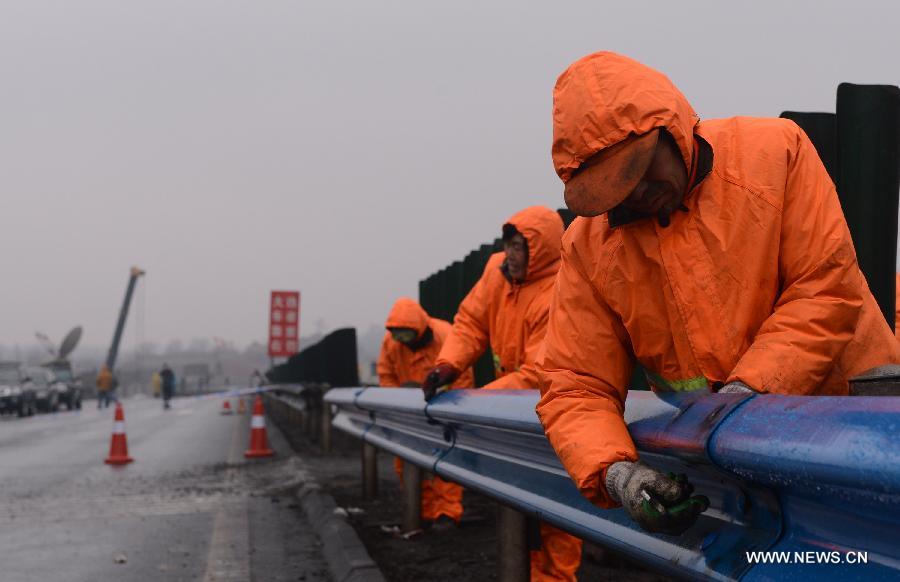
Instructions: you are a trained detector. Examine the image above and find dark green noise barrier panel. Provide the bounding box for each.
[784,83,900,332]
[780,111,837,182]
[836,84,900,332]
[268,327,360,386]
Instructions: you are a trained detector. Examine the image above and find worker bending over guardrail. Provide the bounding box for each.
[422,206,583,582]
[536,51,900,535]
[377,298,474,528]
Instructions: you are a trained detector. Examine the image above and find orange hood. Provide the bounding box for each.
[552,51,698,184]
[504,206,563,282]
[385,297,430,337]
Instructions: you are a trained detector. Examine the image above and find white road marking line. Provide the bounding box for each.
[202,414,250,582]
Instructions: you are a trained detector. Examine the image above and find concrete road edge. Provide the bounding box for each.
[297,483,386,582]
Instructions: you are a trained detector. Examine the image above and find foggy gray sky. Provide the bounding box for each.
[1,1,898,353]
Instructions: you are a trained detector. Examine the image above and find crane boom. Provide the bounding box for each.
[105,267,145,370]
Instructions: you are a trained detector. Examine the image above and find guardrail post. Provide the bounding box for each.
[321,399,332,452]
[402,465,423,532]
[288,385,299,426]
[300,390,311,436]
[362,443,378,499]
[310,385,323,442]
[296,398,304,427]
[497,504,529,582]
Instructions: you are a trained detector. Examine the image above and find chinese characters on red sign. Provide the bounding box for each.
[269,291,300,357]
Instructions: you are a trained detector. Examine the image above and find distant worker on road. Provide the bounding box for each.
[96,365,114,409]
[422,206,582,582]
[537,51,900,536]
[377,297,474,529]
[151,371,162,398]
[160,363,175,410]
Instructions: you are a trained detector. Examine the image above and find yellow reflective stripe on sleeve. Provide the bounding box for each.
[668,376,709,392]
[643,370,709,392]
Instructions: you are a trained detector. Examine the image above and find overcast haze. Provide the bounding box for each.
[1,1,898,354]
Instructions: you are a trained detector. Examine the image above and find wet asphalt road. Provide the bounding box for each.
[0,394,330,582]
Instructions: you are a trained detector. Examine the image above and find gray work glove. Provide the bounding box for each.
[718,381,754,394]
[606,461,709,535]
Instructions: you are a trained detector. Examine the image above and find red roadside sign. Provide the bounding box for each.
[268,290,300,357]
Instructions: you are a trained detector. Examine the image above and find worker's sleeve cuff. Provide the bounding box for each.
[718,381,754,394]
[604,461,634,505]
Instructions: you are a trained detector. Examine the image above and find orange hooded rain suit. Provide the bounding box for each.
[436,206,582,582]
[377,298,473,523]
[537,51,900,509]
[96,366,113,393]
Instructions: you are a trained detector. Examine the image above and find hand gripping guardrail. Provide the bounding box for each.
[325,387,900,581]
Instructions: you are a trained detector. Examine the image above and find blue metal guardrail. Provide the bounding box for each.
[325,387,900,581]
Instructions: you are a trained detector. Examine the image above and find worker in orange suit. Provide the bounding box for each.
[377,297,473,529]
[536,51,900,536]
[422,206,582,582]
[96,365,114,409]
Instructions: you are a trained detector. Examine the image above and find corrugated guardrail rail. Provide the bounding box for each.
[325,387,900,581]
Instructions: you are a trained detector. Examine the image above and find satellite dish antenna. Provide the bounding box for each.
[35,332,58,358]
[58,326,83,360]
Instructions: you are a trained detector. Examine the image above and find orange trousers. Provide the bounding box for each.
[530,521,582,581]
[394,457,463,522]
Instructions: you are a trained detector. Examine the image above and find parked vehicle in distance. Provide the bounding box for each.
[41,361,83,410]
[0,362,37,417]
[26,367,63,413]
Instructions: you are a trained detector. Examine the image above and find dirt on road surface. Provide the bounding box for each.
[0,396,332,582]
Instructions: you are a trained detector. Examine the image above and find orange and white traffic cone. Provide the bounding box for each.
[221,399,233,415]
[244,395,274,458]
[105,402,133,465]
[237,398,246,414]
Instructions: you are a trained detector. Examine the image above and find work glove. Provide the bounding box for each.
[606,461,709,536]
[422,364,459,401]
[718,381,754,394]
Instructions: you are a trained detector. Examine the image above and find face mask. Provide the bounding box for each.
[390,328,417,344]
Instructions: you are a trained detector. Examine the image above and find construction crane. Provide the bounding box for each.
[106,267,145,371]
